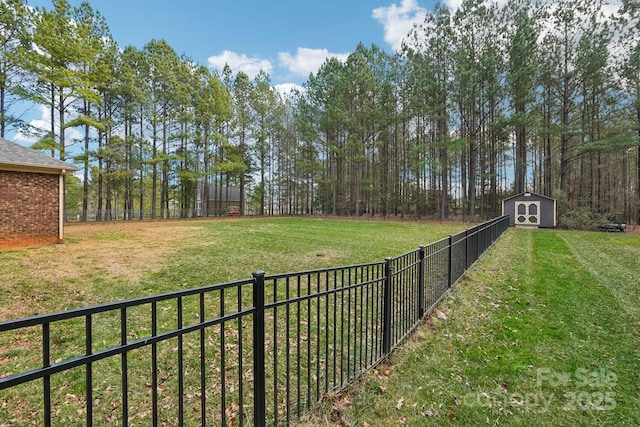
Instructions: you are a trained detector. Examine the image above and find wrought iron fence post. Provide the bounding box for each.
[418,246,425,318]
[448,235,453,288]
[475,225,480,262]
[382,257,394,356]
[43,323,51,427]
[252,270,266,427]
[491,217,497,243]
[465,229,469,270]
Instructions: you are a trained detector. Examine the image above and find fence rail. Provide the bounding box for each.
[0,215,509,426]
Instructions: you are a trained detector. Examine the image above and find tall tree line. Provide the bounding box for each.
[2,0,639,224]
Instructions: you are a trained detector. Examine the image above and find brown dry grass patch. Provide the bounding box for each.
[0,220,208,320]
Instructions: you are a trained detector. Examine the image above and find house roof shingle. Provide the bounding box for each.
[0,137,77,174]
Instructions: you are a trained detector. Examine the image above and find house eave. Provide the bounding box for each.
[0,162,77,175]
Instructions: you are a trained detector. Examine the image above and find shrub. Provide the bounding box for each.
[559,207,598,230]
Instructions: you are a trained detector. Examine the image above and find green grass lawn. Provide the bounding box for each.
[3,220,638,426]
[147,217,467,290]
[1,217,468,426]
[325,229,640,426]
[0,217,466,318]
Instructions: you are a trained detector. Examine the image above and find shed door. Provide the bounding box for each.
[515,201,540,226]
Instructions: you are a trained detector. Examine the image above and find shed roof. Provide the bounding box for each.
[503,191,555,203]
[0,137,77,174]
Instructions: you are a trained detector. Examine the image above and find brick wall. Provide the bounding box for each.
[0,170,61,249]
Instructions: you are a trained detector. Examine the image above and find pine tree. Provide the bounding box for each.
[506,0,538,194]
[0,0,30,138]
[21,0,100,162]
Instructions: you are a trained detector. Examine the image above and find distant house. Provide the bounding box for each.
[502,192,556,229]
[0,137,78,249]
[197,185,241,216]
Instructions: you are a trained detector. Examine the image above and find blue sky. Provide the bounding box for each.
[26,0,447,89]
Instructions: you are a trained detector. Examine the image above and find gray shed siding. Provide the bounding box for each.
[502,192,556,228]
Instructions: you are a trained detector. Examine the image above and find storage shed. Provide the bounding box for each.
[198,185,241,216]
[502,192,556,228]
[0,137,78,249]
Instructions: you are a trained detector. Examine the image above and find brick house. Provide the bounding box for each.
[0,137,78,249]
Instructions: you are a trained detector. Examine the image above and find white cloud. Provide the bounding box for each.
[207,50,273,79]
[273,83,304,97]
[443,0,463,10]
[278,47,350,77]
[13,104,83,147]
[372,0,429,52]
[12,105,49,144]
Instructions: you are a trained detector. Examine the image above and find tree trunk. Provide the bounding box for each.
[139,107,145,220]
[151,119,158,219]
[82,101,90,222]
[468,134,477,217]
[637,105,640,225]
[514,106,526,194]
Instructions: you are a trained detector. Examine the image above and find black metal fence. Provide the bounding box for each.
[0,215,509,426]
